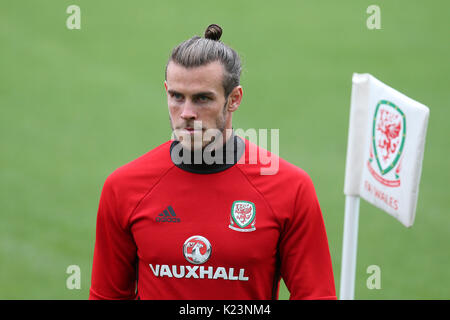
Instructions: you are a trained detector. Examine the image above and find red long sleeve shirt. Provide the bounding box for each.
[89,136,336,300]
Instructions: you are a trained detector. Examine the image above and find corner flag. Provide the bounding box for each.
[340,73,430,299]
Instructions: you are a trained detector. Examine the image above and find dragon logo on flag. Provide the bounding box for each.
[368,100,406,187]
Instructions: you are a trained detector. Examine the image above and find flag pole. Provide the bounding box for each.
[339,195,360,300]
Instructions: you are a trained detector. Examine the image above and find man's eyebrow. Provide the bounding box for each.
[167,90,215,96]
[193,91,216,97]
[167,89,183,95]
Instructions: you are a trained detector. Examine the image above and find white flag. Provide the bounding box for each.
[344,73,429,227]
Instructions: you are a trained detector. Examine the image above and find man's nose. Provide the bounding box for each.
[180,101,197,120]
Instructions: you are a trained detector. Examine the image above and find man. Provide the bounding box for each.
[89,24,336,300]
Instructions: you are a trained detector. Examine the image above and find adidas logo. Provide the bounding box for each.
[155,205,180,223]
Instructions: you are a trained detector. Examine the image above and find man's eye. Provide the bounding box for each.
[171,93,183,100]
[197,96,210,102]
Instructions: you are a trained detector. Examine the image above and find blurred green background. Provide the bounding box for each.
[0,0,448,299]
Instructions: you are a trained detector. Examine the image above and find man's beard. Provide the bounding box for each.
[170,101,228,151]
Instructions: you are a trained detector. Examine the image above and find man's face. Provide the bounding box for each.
[165,61,234,150]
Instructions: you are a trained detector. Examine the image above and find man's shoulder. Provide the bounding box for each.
[104,140,175,190]
[238,137,312,183]
[236,138,319,223]
[236,138,317,208]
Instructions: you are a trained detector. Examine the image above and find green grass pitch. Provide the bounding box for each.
[0,0,449,299]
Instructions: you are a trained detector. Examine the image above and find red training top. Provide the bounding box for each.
[89,136,336,300]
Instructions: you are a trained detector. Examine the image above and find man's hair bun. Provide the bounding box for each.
[204,24,222,41]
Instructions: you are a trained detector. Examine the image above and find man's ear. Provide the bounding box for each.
[227,86,243,112]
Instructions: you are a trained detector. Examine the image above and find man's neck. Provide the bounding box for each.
[169,130,245,174]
